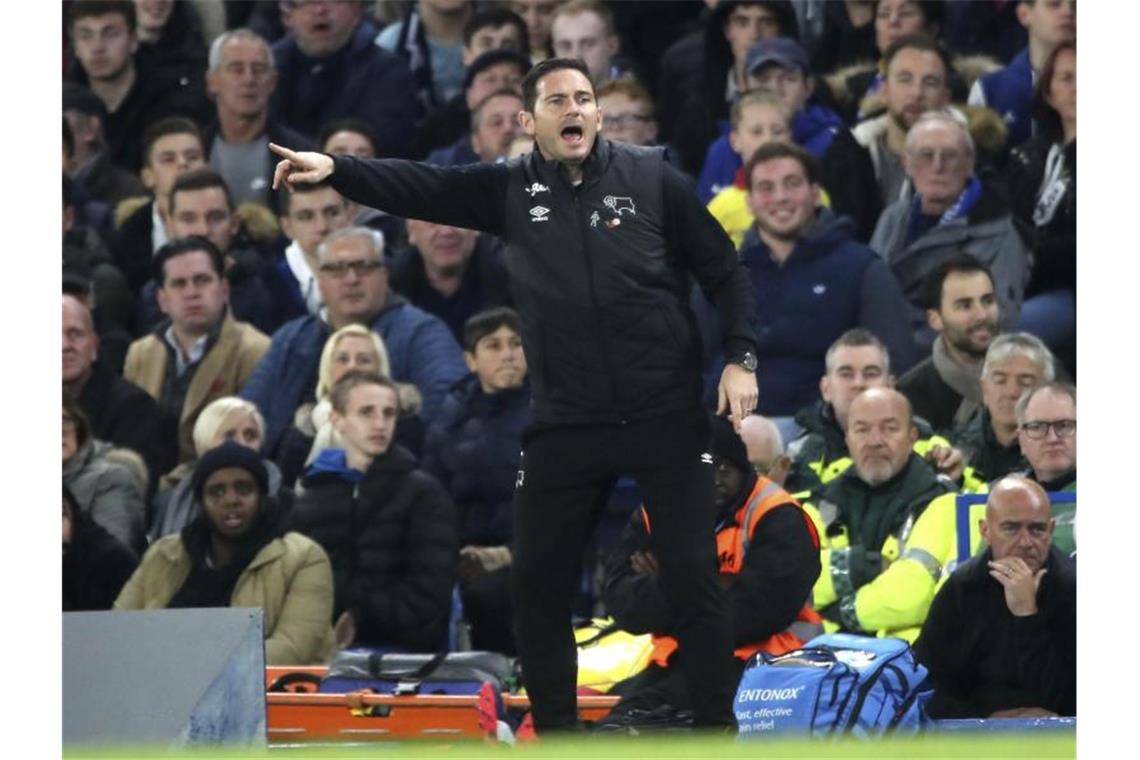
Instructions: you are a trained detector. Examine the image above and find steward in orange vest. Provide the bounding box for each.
[598,417,822,728]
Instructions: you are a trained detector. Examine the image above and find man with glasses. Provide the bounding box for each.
[870,110,1029,352]
[913,475,1075,719]
[820,33,951,241]
[597,79,659,148]
[1015,382,1076,554]
[242,226,466,460]
[266,180,355,326]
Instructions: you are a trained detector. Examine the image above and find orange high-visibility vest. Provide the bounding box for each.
[642,477,822,667]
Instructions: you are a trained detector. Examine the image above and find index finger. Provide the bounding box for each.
[268,142,300,161]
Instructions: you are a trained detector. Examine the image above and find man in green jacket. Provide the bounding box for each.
[812,388,955,640]
[787,329,970,496]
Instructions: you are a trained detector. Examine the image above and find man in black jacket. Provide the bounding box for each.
[391,220,512,343]
[63,295,174,490]
[270,58,758,732]
[913,475,1076,718]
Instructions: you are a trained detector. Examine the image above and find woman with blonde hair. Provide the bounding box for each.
[150,396,283,541]
[276,324,422,487]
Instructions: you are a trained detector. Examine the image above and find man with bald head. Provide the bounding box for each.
[63,295,173,486]
[870,110,1029,348]
[739,414,791,487]
[787,329,966,496]
[914,476,1076,718]
[810,387,955,640]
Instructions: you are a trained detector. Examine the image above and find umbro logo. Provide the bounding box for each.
[529,205,551,222]
[700,452,713,465]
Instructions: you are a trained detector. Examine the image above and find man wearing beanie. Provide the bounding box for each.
[598,415,822,727]
[115,441,337,665]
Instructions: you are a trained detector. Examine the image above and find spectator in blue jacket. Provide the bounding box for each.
[270,0,420,156]
[967,0,1074,153]
[422,307,530,654]
[739,141,914,442]
[696,36,844,203]
[241,226,467,460]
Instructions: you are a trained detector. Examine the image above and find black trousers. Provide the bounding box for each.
[511,411,737,732]
[461,566,517,655]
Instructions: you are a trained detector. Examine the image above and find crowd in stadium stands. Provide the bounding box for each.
[62,0,1076,720]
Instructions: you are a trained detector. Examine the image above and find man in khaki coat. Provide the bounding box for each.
[124,237,269,470]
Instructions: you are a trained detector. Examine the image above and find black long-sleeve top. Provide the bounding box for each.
[913,546,1076,718]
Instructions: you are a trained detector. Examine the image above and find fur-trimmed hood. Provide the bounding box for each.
[849,104,1008,160]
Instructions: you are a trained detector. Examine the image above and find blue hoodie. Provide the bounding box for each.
[305,448,365,484]
[696,102,845,203]
[739,209,916,415]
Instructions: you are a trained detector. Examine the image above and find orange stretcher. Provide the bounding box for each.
[265,666,620,743]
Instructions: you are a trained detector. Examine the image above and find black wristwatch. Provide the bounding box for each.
[730,351,758,372]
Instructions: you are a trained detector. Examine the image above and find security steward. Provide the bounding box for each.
[600,416,821,727]
[812,388,957,641]
[787,330,983,497]
[269,58,760,732]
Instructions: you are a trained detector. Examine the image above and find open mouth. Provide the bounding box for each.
[560,125,584,145]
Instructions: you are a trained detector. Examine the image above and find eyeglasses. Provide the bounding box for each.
[1019,419,1076,439]
[318,259,384,278]
[907,148,968,168]
[605,114,653,129]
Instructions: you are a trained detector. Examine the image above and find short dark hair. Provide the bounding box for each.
[825,328,891,375]
[329,369,399,415]
[521,57,592,112]
[463,306,522,353]
[882,32,952,79]
[276,178,340,218]
[923,254,995,311]
[744,140,820,187]
[68,0,136,34]
[152,236,226,287]
[170,167,235,214]
[141,116,204,168]
[317,117,378,154]
[463,7,530,56]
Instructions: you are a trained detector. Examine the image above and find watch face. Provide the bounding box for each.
[739,352,758,371]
